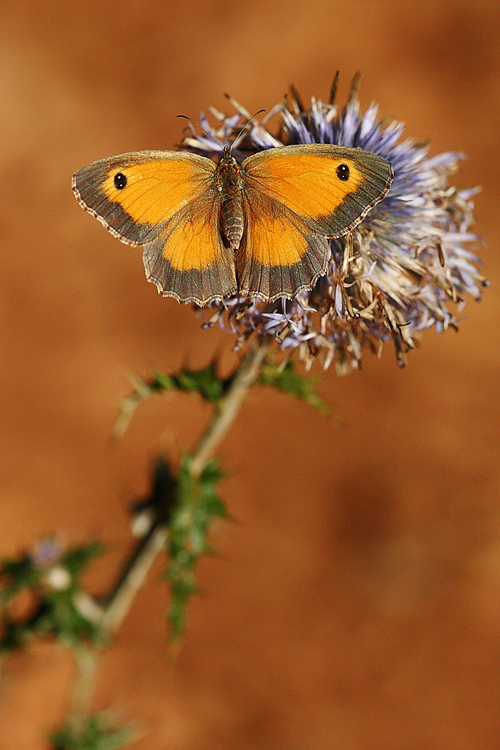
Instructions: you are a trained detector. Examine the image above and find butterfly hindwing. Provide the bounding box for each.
[236,189,331,301]
[143,191,237,306]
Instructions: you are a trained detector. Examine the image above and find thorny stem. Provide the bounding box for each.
[189,336,271,478]
[69,644,98,731]
[100,520,168,634]
[68,335,271,722]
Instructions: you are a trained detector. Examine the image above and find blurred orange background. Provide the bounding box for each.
[1,1,500,748]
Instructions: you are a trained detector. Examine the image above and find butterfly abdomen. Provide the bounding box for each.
[220,195,244,251]
[216,151,244,251]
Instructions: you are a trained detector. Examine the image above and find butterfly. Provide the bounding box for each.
[72,142,393,306]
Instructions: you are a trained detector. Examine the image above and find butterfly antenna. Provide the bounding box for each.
[230,109,266,152]
[177,114,216,143]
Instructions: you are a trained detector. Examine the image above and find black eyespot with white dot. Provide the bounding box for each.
[114,172,127,190]
[336,163,350,181]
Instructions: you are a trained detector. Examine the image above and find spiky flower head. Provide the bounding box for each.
[183,74,487,374]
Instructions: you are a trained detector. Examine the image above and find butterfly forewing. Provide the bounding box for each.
[72,150,216,245]
[242,144,393,237]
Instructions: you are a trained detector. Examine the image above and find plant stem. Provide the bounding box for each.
[68,335,271,719]
[100,520,167,634]
[69,644,99,730]
[102,336,270,633]
[189,336,271,479]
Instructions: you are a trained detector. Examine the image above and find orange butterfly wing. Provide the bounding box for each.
[143,194,237,305]
[236,192,331,301]
[237,145,393,300]
[72,151,237,305]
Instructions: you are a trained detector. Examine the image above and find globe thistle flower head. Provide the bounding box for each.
[183,76,486,374]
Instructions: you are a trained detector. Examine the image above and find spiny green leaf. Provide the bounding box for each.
[0,541,106,651]
[0,615,33,654]
[50,711,133,750]
[114,361,232,437]
[62,543,104,579]
[258,359,331,416]
[170,361,228,402]
[164,456,227,640]
[0,556,41,601]
[132,456,178,523]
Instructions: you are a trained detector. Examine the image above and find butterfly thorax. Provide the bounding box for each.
[217,150,245,251]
